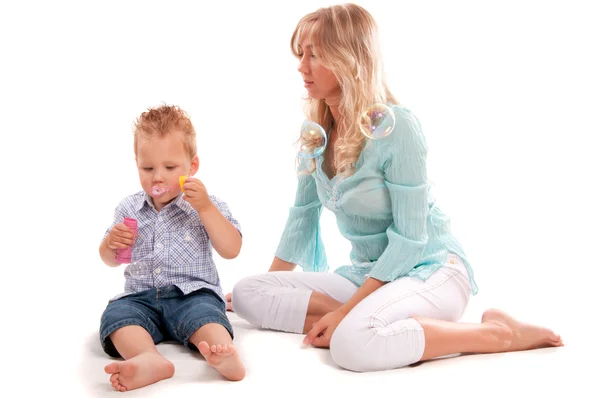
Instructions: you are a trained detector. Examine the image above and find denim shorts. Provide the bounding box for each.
[99,285,233,358]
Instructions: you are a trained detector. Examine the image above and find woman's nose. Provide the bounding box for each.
[298,58,309,75]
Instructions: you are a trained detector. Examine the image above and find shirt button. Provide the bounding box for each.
[156,243,163,250]
[154,267,161,274]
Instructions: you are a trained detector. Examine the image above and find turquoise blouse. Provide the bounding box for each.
[274,105,478,295]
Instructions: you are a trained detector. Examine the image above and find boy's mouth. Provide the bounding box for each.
[150,186,171,197]
[150,177,186,198]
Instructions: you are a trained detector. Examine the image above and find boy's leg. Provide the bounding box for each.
[99,290,175,392]
[165,288,245,381]
[189,323,245,381]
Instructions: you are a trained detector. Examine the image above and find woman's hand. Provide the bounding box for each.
[303,310,347,348]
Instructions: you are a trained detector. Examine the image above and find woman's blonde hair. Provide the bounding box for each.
[291,3,399,176]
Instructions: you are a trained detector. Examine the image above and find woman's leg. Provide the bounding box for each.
[329,254,562,372]
[232,271,358,334]
[416,308,563,361]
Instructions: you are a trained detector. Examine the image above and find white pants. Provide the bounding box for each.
[232,253,472,372]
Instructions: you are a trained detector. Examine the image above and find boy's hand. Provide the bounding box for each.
[106,222,137,250]
[182,177,212,212]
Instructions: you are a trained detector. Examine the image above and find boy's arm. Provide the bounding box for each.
[99,221,136,266]
[99,237,120,267]
[198,203,242,259]
[181,177,241,259]
[100,202,133,267]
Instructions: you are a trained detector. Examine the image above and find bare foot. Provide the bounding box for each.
[482,308,563,352]
[104,352,175,392]
[225,292,233,312]
[198,341,245,381]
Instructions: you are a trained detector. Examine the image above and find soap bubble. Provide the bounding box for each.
[126,254,152,279]
[296,156,316,176]
[150,186,169,197]
[359,104,395,139]
[297,120,327,159]
[150,176,186,197]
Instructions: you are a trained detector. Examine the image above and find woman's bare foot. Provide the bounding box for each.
[198,341,245,381]
[104,352,174,392]
[482,308,563,352]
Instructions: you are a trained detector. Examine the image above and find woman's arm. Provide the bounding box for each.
[269,256,297,272]
[337,277,386,315]
[273,172,328,272]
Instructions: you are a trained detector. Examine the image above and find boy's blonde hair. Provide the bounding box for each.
[291,3,398,176]
[133,104,197,159]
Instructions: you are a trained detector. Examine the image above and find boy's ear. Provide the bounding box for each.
[190,155,200,176]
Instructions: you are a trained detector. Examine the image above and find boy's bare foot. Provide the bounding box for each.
[198,341,245,381]
[104,352,174,392]
[482,308,564,352]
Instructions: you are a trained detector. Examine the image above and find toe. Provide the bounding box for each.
[105,362,120,375]
[548,333,561,344]
[198,341,212,357]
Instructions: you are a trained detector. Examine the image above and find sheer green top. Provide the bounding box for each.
[275,105,478,295]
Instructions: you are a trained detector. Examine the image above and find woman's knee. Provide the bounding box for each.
[330,319,374,372]
[230,274,272,325]
[330,316,423,372]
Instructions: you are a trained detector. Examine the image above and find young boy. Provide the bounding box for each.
[98,104,245,392]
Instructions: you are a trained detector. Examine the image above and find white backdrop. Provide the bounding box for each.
[1,0,598,396]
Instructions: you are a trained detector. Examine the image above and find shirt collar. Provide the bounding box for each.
[172,192,195,215]
[134,191,195,215]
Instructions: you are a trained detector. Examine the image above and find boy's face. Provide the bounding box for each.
[136,130,198,211]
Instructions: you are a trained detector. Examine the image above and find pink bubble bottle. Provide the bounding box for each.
[115,217,138,264]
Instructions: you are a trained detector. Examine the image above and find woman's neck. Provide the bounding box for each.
[325,96,341,127]
[330,106,341,126]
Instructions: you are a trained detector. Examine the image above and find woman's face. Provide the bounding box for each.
[297,40,341,101]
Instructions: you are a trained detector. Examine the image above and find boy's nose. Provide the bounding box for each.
[152,172,165,183]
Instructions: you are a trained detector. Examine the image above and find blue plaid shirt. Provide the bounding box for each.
[103,191,241,303]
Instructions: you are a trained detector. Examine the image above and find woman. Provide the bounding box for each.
[229,3,562,372]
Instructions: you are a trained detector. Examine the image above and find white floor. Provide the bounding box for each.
[74,306,591,397]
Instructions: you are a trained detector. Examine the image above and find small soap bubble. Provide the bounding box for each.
[297,120,327,159]
[127,256,151,279]
[150,186,169,197]
[359,104,395,139]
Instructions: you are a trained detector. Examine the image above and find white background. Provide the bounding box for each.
[1,0,598,396]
